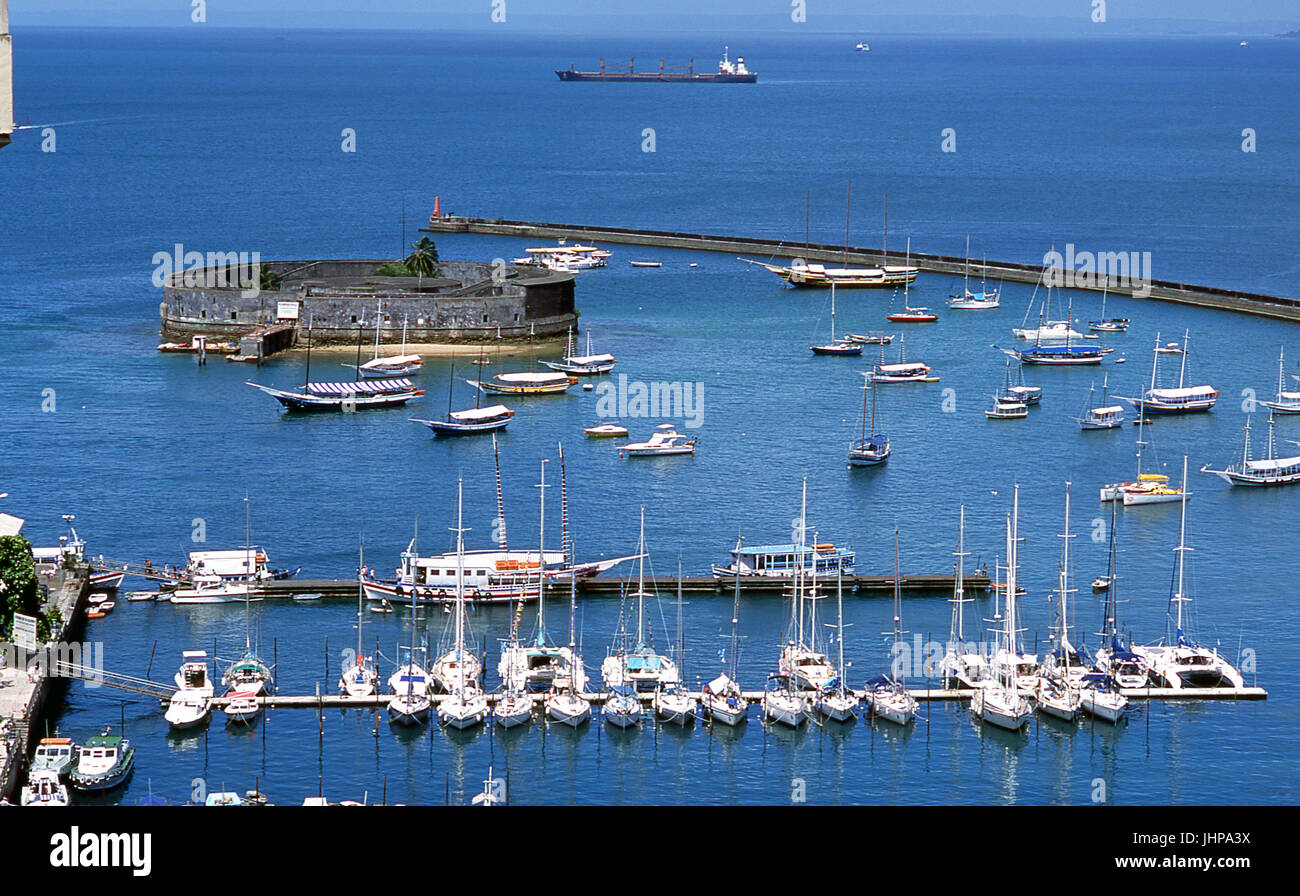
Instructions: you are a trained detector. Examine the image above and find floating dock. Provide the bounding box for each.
[422,215,1300,321]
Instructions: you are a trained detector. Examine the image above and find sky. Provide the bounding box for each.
[8,1,1296,34]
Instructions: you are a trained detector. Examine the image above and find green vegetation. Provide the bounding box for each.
[258,263,283,292]
[371,261,415,277]
[403,237,440,278]
[0,535,61,643]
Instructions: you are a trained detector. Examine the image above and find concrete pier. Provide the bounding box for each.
[423,215,1300,321]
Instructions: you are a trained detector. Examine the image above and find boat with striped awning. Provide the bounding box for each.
[247,377,424,411]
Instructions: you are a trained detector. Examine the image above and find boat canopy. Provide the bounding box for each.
[706,674,734,693]
[1148,386,1218,400]
[495,372,570,384]
[305,378,414,395]
[1091,405,1125,416]
[448,405,513,422]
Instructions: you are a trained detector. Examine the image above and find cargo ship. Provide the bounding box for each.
[556,47,756,83]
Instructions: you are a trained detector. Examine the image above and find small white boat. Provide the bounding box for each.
[584,423,628,438]
[628,260,661,268]
[865,336,934,383]
[166,650,214,730]
[947,238,1000,309]
[21,769,70,806]
[844,331,894,345]
[344,304,423,378]
[865,533,918,726]
[973,488,1033,732]
[619,424,697,457]
[545,684,591,727]
[222,691,261,724]
[602,684,643,728]
[438,684,490,729]
[810,283,863,356]
[544,328,617,375]
[762,675,809,728]
[701,674,747,726]
[848,378,890,466]
[1074,375,1125,430]
[986,396,1028,419]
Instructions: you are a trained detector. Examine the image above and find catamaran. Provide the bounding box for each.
[1117,331,1218,415]
[863,531,918,725]
[937,506,992,690]
[544,327,617,374]
[1133,458,1246,690]
[344,302,424,378]
[971,488,1033,731]
[848,377,891,466]
[810,282,863,355]
[948,237,1000,309]
[1261,346,1300,414]
[1034,484,1083,721]
[1201,412,1300,486]
[1073,373,1125,430]
[601,508,680,691]
[436,482,490,729]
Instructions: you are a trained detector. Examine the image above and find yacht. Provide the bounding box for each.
[1034,485,1083,722]
[436,482,490,730]
[762,673,810,727]
[702,566,748,726]
[602,683,643,728]
[948,238,1000,309]
[619,424,697,457]
[971,488,1033,731]
[165,650,214,731]
[601,509,680,691]
[937,507,992,690]
[863,532,918,725]
[848,377,890,466]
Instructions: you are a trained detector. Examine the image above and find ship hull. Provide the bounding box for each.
[556,71,756,83]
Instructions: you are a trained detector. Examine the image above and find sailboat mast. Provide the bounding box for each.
[963,234,971,294]
[893,530,902,683]
[357,537,365,662]
[636,507,646,647]
[1178,329,1190,388]
[454,479,465,665]
[1057,482,1073,651]
[1173,455,1190,634]
[535,459,548,636]
[836,565,844,690]
[730,564,741,681]
[243,496,252,652]
[881,193,888,266]
[954,505,967,641]
[677,556,684,672]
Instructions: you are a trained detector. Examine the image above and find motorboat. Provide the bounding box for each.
[166,650,214,730]
[69,730,134,792]
[619,424,697,457]
[29,737,77,779]
[169,574,250,604]
[584,423,628,438]
[21,770,70,806]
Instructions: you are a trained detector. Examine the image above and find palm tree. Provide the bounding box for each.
[404,237,439,278]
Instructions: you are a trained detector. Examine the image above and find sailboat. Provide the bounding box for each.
[1201,412,1300,486]
[948,236,1000,309]
[338,540,377,697]
[848,377,891,466]
[387,564,432,726]
[1133,457,1247,690]
[653,559,698,725]
[345,302,424,377]
[1013,256,1082,342]
[600,509,680,691]
[1117,330,1218,415]
[701,565,748,726]
[971,487,1034,731]
[777,481,838,691]
[886,238,938,322]
[222,498,273,723]
[472,325,576,395]
[810,283,863,355]
[1261,346,1300,414]
[1088,284,1129,332]
[411,352,513,435]
[437,481,490,729]
[937,506,991,689]
[545,327,617,374]
[544,534,591,727]
[1087,503,1141,719]
[816,567,857,721]
[997,292,1102,365]
[864,531,919,725]
[1034,484,1083,721]
[1072,373,1125,430]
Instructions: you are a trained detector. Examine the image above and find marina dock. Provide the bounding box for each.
[423,215,1300,321]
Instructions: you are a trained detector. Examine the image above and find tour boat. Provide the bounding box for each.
[997,362,1042,405]
[544,328,617,374]
[1073,375,1125,430]
[863,533,918,726]
[583,423,628,438]
[809,283,863,355]
[711,537,854,579]
[30,737,77,779]
[1132,459,1246,690]
[937,507,991,690]
[947,238,1000,309]
[1201,413,1300,486]
[619,424,697,457]
[515,243,608,271]
[986,396,1028,419]
[1261,346,1300,414]
[1118,331,1218,415]
[997,341,1103,365]
[70,730,135,792]
[20,769,69,806]
[848,377,890,466]
[411,363,514,435]
[741,257,914,288]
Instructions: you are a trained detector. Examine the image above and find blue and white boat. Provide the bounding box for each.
[1117,331,1218,415]
[247,377,423,411]
[848,378,890,466]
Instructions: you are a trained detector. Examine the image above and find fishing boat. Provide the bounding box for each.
[89,568,126,591]
[937,507,991,690]
[848,377,890,466]
[816,568,857,722]
[985,396,1028,419]
[498,453,588,692]
[1073,374,1125,430]
[777,482,840,692]
[653,560,697,725]
[702,567,748,726]
[583,423,628,438]
[437,483,490,730]
[948,237,1000,309]
[1088,285,1129,332]
[864,336,935,383]
[1261,346,1300,414]
[1133,458,1246,690]
[344,302,423,378]
[165,650,214,731]
[844,330,894,345]
[1201,413,1300,486]
[20,769,69,806]
[1090,501,1149,697]
[338,543,377,697]
[1034,485,1083,721]
[544,328,617,374]
[1117,331,1218,415]
[619,424,697,457]
[809,283,863,355]
[69,730,135,792]
[601,510,680,691]
[864,532,918,725]
[30,737,77,779]
[971,491,1033,732]
[711,536,854,579]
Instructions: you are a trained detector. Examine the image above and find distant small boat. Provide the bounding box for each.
[629,261,662,268]
[1091,576,1111,592]
[948,239,1000,309]
[292,592,323,601]
[584,423,628,438]
[412,405,514,435]
[848,377,890,467]
[1089,286,1129,332]
[1073,374,1125,430]
[865,335,934,383]
[810,283,863,355]
[844,331,894,345]
[856,41,870,52]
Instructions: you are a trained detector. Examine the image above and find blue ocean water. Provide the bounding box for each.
[2,28,1297,805]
